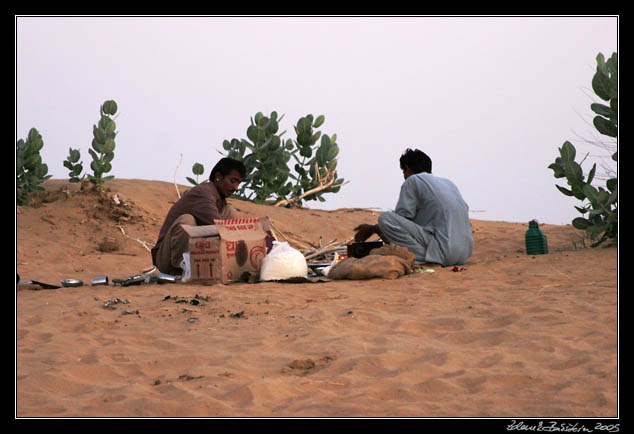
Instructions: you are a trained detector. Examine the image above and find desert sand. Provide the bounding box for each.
[16,179,618,418]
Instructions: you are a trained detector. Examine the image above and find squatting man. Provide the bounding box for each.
[354,148,473,267]
[151,158,246,275]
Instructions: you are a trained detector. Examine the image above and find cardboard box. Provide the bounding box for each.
[182,217,271,284]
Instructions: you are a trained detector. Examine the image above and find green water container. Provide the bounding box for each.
[525,220,548,255]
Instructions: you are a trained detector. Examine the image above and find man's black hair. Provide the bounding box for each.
[209,157,247,182]
[399,148,432,174]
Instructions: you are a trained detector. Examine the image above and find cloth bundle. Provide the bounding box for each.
[328,244,416,280]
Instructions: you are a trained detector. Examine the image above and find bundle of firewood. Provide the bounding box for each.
[267,220,350,263]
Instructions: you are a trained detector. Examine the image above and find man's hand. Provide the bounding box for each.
[354,224,379,242]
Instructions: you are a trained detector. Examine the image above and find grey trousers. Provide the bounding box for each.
[377,211,432,265]
[155,206,238,274]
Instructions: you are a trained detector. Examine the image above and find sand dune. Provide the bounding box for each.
[16,179,618,418]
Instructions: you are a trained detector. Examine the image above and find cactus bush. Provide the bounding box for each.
[16,128,52,205]
[87,100,118,190]
[548,52,617,247]
[215,111,345,206]
[219,111,289,203]
[63,147,84,183]
[289,114,345,204]
[187,162,205,186]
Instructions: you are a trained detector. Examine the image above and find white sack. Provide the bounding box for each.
[260,241,308,281]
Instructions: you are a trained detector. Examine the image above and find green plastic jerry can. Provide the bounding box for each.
[525,220,548,255]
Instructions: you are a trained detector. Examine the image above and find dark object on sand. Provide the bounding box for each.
[113,273,180,286]
[114,275,146,287]
[61,279,84,287]
[525,219,548,255]
[91,276,109,286]
[155,273,179,284]
[17,280,61,290]
[347,241,384,258]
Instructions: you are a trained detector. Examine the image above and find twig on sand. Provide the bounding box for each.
[116,225,154,253]
[268,221,314,251]
[548,264,569,277]
[273,161,349,208]
[266,219,351,261]
[286,234,315,251]
[304,237,353,260]
[174,153,183,199]
[267,220,287,243]
[537,283,565,296]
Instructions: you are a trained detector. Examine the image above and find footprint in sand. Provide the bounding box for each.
[417,349,449,366]
[221,385,254,407]
[283,356,335,376]
[411,378,459,395]
[35,332,54,344]
[485,313,520,328]
[475,352,504,368]
[456,375,488,394]
[441,330,514,347]
[548,356,590,371]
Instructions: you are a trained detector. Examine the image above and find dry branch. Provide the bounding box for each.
[267,220,286,242]
[274,161,347,208]
[267,220,314,251]
[304,236,353,261]
[173,153,183,199]
[116,225,154,252]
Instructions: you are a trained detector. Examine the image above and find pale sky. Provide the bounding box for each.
[15,15,618,225]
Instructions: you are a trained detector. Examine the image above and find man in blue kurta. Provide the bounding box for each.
[354,149,474,266]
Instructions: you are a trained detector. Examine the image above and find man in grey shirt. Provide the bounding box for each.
[354,149,474,266]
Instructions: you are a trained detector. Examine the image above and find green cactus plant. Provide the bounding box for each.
[187,162,205,185]
[548,52,617,247]
[216,111,345,207]
[286,114,345,205]
[87,100,118,190]
[16,128,52,205]
[215,111,288,203]
[63,147,84,183]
